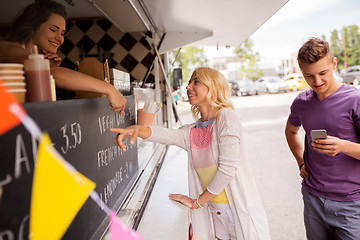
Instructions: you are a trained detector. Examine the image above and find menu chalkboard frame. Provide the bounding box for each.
[0,95,139,240]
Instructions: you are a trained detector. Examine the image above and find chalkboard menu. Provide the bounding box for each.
[0,96,139,239]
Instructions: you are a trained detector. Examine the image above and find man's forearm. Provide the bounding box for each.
[341,139,360,160]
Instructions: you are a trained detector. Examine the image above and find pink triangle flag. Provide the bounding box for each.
[110,211,143,240]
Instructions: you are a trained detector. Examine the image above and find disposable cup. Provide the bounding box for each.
[3,82,26,89]
[0,70,24,77]
[137,109,156,126]
[0,76,25,83]
[0,63,24,71]
[6,89,26,103]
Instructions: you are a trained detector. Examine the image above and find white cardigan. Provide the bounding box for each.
[147,108,271,240]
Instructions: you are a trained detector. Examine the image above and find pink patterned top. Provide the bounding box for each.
[190,119,228,204]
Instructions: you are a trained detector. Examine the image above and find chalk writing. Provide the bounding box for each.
[60,122,82,154]
[97,145,118,169]
[97,138,136,169]
[0,214,29,240]
[98,111,126,135]
[15,134,30,179]
[0,96,138,239]
[0,134,36,188]
[98,160,134,208]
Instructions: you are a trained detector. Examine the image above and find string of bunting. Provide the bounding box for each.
[0,79,143,240]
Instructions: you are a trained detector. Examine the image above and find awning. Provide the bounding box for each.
[1,0,289,52]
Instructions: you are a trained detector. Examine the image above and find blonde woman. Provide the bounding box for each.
[110,67,270,239]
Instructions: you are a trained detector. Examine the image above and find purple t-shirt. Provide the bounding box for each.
[288,84,360,201]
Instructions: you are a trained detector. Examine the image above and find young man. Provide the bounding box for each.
[285,38,360,240]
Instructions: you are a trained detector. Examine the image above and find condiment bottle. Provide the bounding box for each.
[24,45,52,102]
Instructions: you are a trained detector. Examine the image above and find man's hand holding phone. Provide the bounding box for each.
[310,129,345,156]
[310,129,327,143]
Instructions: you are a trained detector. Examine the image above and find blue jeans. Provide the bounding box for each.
[302,187,360,240]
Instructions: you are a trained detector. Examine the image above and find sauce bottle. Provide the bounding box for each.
[24,45,52,102]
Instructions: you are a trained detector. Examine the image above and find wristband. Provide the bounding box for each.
[196,199,203,209]
[299,163,304,171]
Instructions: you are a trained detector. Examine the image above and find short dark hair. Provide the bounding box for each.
[297,37,333,68]
[6,0,67,43]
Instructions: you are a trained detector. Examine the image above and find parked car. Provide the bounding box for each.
[283,73,309,91]
[229,80,259,96]
[334,72,344,83]
[255,76,289,94]
[341,65,360,85]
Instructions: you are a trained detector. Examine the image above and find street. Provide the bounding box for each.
[233,92,306,240]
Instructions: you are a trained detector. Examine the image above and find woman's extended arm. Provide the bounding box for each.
[110,125,151,150]
[0,43,126,113]
[51,67,127,113]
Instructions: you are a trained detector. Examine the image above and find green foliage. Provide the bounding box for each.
[168,46,208,83]
[329,25,360,71]
[234,38,263,80]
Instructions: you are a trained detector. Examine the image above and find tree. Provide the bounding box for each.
[234,38,263,80]
[168,46,207,83]
[329,25,360,71]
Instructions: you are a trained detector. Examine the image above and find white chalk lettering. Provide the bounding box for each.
[0,230,14,240]
[97,146,119,169]
[98,112,124,135]
[99,165,127,204]
[18,214,29,240]
[119,167,123,183]
[14,134,30,179]
[0,174,12,187]
[116,111,125,126]
[98,117,103,134]
[0,214,28,240]
[97,143,133,169]
[59,122,82,154]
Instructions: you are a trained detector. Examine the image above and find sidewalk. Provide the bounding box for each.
[137,102,192,239]
[137,145,189,240]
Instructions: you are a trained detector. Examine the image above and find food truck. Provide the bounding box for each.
[0,0,288,239]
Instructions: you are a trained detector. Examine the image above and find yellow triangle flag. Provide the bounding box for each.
[30,133,96,240]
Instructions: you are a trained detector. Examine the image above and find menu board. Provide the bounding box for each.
[0,96,138,239]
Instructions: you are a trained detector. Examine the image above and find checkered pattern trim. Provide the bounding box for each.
[0,18,158,84]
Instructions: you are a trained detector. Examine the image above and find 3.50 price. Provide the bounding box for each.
[60,122,82,154]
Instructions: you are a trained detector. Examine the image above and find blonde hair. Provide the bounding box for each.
[190,67,234,120]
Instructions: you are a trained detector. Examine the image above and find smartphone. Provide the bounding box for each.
[310,129,327,142]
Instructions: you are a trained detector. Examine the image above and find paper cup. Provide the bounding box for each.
[3,82,26,89]
[0,76,25,83]
[0,70,24,77]
[0,63,24,71]
[137,109,156,126]
[7,89,26,103]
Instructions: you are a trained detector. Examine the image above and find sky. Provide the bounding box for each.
[204,0,360,70]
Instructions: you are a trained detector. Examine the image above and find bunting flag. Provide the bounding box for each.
[0,79,25,135]
[110,211,143,240]
[30,133,96,240]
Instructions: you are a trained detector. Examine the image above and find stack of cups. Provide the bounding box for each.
[0,63,26,103]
